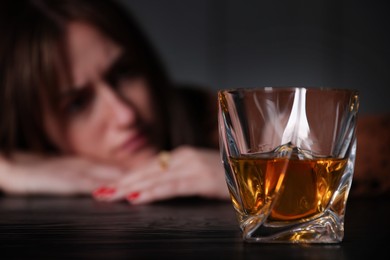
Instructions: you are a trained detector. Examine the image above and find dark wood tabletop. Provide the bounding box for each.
[0,195,388,259]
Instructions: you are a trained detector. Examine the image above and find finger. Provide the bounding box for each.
[98,170,176,202]
[92,158,164,201]
[102,160,200,203]
[125,176,199,205]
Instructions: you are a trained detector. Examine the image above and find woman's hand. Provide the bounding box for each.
[93,146,230,204]
[0,153,124,196]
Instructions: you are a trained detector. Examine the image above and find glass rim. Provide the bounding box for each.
[218,86,359,95]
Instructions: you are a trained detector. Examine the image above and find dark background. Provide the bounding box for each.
[121,0,390,114]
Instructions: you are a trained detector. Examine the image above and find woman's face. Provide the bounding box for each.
[44,22,158,169]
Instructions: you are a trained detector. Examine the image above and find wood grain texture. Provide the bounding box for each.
[0,196,388,259]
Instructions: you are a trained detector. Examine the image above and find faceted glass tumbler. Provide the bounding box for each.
[218,87,359,243]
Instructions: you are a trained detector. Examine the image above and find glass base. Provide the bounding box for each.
[242,211,344,243]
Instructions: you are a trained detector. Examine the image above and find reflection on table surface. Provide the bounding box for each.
[0,196,388,259]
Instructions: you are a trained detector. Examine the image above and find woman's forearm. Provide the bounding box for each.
[0,152,124,196]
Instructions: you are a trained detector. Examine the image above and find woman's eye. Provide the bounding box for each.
[63,90,93,116]
[105,61,140,88]
[106,69,130,87]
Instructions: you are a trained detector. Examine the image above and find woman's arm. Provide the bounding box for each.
[0,152,124,196]
[92,146,230,204]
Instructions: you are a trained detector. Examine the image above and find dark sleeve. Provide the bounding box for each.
[351,113,390,197]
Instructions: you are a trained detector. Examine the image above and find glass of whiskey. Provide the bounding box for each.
[218,87,359,243]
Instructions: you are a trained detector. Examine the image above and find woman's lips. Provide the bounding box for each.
[119,131,148,154]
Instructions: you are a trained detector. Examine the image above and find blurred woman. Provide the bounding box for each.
[0,0,228,204]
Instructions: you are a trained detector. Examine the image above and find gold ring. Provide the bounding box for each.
[158,150,170,171]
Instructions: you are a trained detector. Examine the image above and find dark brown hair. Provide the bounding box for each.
[0,0,218,157]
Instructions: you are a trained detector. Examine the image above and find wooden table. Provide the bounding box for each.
[0,196,388,259]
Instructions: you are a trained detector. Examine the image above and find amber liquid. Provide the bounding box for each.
[229,155,347,222]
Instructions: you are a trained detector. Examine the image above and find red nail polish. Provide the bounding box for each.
[93,187,116,197]
[126,192,140,200]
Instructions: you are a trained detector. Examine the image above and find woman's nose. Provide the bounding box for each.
[102,85,136,127]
